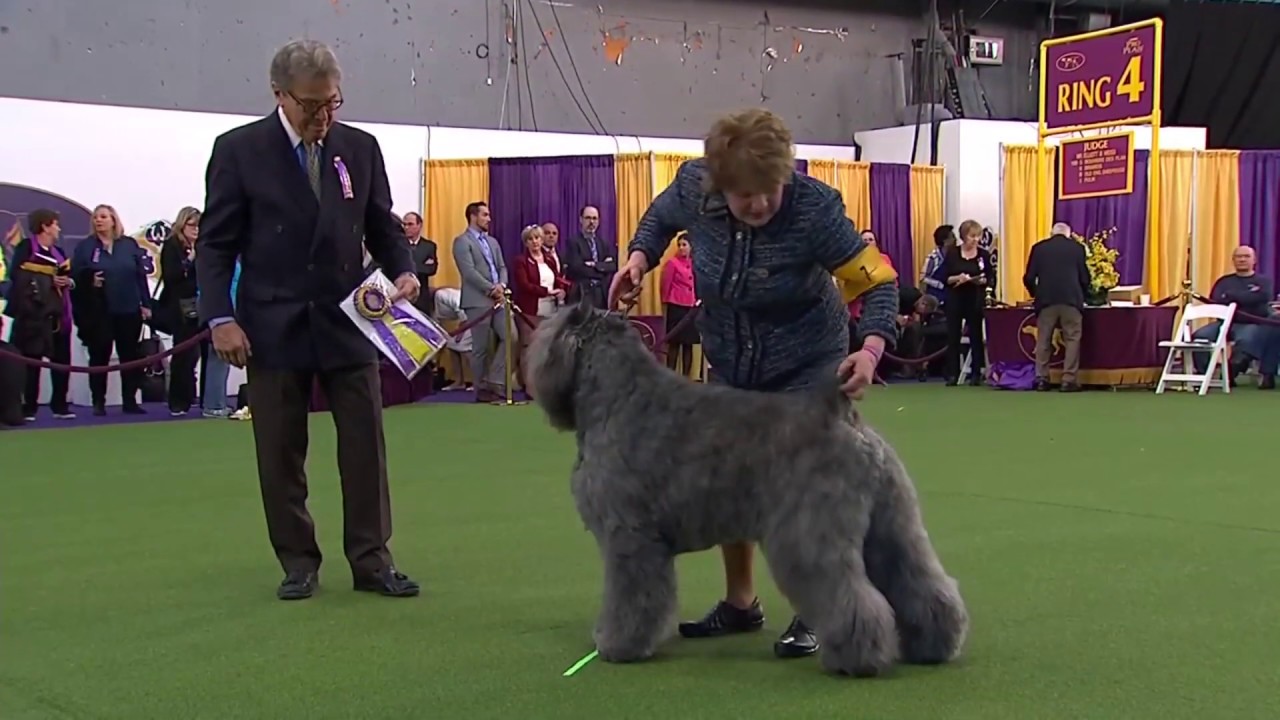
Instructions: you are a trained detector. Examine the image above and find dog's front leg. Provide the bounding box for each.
[593,539,676,664]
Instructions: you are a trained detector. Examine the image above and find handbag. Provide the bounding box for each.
[138,322,168,403]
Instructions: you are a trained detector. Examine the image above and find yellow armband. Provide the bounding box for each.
[833,245,897,303]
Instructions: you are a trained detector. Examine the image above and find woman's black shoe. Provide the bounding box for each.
[773,616,819,658]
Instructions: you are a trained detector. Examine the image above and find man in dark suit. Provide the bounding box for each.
[1022,222,1091,392]
[564,205,615,309]
[197,39,422,601]
[401,211,438,317]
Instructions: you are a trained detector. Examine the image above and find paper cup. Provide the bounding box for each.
[1139,294,1151,305]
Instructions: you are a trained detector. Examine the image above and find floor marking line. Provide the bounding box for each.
[562,649,599,677]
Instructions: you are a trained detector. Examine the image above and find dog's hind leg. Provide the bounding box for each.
[592,536,677,664]
[864,462,969,665]
[761,506,898,677]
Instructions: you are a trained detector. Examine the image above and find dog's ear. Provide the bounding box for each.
[566,292,595,324]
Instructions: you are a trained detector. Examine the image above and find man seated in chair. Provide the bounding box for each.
[1193,246,1280,389]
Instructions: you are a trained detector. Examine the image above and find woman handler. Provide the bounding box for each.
[609,108,899,659]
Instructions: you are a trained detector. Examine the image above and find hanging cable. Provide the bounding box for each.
[546,1,609,135]
[516,0,539,130]
[522,0,605,134]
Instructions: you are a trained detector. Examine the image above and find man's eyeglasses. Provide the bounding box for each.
[289,90,344,117]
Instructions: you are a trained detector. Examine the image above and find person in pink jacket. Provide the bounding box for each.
[659,233,700,375]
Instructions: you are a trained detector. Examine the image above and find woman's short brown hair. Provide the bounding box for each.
[703,108,796,194]
[958,219,983,241]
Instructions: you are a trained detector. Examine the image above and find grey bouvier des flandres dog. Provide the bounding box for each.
[524,301,969,677]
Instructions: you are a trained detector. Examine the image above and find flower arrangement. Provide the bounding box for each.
[1075,227,1120,305]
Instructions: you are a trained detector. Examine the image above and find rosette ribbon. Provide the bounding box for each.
[353,284,447,376]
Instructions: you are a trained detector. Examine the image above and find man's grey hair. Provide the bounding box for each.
[1051,222,1072,236]
[270,40,343,92]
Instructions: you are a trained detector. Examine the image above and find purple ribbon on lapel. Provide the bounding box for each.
[353,284,445,376]
[334,156,354,199]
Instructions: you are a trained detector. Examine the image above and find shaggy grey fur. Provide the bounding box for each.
[524,300,969,677]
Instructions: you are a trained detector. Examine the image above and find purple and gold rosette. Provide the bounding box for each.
[353,284,447,377]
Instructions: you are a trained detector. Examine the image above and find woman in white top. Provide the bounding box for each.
[513,224,569,389]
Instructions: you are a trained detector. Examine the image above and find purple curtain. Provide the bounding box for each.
[1053,149,1148,286]
[867,163,914,277]
[795,159,808,175]
[487,155,617,267]
[1238,151,1280,284]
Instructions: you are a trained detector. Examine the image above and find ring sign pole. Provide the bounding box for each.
[1037,19,1164,291]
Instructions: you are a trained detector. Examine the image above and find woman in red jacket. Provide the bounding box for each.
[512,224,569,388]
[512,224,569,318]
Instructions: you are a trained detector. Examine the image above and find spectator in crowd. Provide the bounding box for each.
[453,201,510,403]
[158,207,203,415]
[1194,246,1280,388]
[892,286,943,381]
[401,211,438,317]
[943,219,992,386]
[513,223,568,389]
[512,224,568,319]
[71,204,151,415]
[659,232,699,375]
[610,107,899,661]
[540,222,563,269]
[5,209,75,420]
[431,286,474,391]
[921,224,955,304]
[565,205,614,310]
[199,259,240,418]
[1022,221,1090,393]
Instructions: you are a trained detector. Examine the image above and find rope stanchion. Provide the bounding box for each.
[496,292,527,407]
[0,327,211,373]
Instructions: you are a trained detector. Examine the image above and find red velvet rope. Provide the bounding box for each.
[0,302,505,374]
[2,289,1229,375]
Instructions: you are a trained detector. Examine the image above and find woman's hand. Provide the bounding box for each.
[837,349,878,400]
[552,288,566,301]
[140,307,152,321]
[608,252,648,309]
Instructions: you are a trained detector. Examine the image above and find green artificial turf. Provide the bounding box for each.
[2,385,1279,719]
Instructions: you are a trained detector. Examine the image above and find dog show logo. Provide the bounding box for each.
[1017,313,1064,367]
[132,219,170,280]
[1055,51,1086,73]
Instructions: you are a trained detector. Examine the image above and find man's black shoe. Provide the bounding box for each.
[1060,381,1082,393]
[277,570,317,600]
[773,615,819,658]
[354,567,420,597]
[1034,378,1051,391]
[678,599,765,638]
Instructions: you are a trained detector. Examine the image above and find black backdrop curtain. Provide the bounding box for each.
[1161,1,1280,149]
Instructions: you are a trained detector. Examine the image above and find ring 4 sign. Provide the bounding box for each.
[1042,22,1159,131]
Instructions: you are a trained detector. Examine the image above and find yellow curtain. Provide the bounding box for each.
[909,165,945,282]
[648,153,704,378]
[808,158,837,187]
[423,159,489,291]
[1000,145,1050,303]
[1192,150,1241,299]
[614,152,652,274]
[804,159,873,231]
[1152,150,1196,302]
[833,161,873,232]
[635,153,698,317]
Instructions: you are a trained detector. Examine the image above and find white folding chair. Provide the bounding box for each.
[1155,302,1237,395]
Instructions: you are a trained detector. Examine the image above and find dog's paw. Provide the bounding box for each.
[593,628,658,664]
[899,581,969,665]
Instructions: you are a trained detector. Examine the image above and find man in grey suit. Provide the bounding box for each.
[452,201,509,402]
